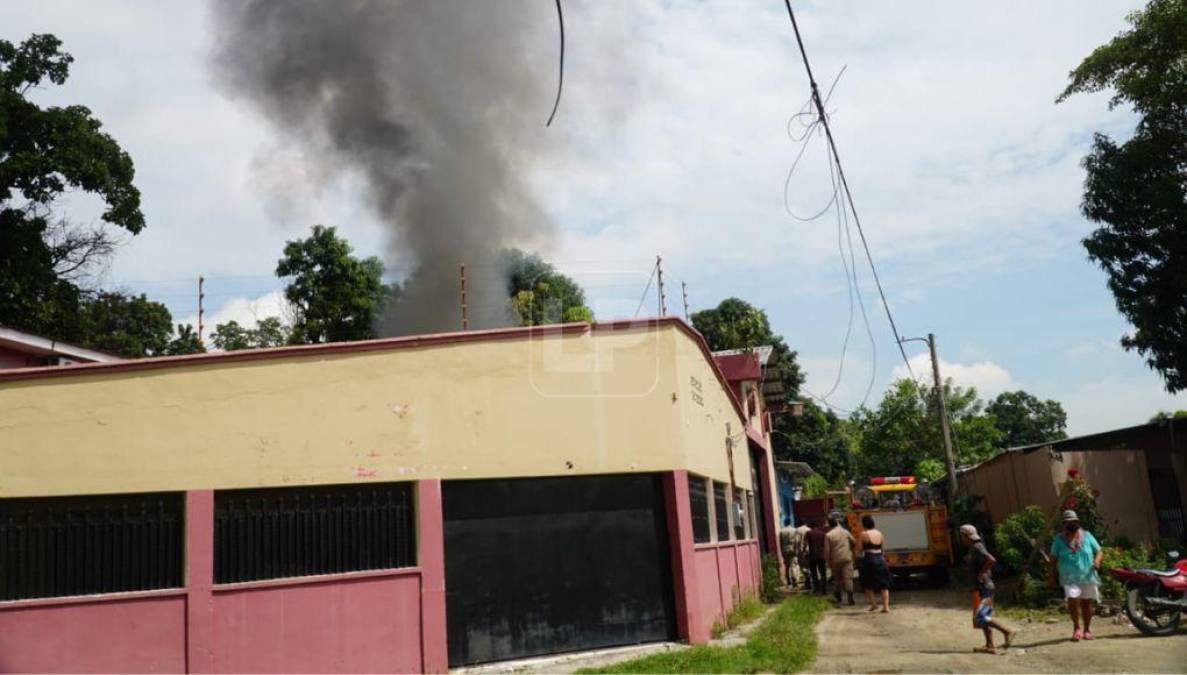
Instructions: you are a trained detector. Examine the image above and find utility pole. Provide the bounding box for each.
[198,276,205,343]
[928,333,958,506]
[656,256,667,317]
[681,281,690,320]
[459,264,468,331]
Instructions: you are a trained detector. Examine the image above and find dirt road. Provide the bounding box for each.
[810,588,1187,674]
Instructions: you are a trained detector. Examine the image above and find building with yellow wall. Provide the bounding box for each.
[0,317,782,672]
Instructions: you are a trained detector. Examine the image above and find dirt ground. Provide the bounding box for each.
[809,587,1187,674]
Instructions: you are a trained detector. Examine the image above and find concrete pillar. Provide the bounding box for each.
[185,490,215,674]
[417,480,449,673]
[662,470,709,644]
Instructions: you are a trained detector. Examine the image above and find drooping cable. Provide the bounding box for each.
[546,0,565,127]
[782,0,926,404]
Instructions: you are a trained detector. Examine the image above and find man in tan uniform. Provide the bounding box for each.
[823,511,857,605]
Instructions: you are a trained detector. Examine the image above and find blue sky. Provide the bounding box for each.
[4,1,1184,434]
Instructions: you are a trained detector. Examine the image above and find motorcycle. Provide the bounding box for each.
[1108,550,1187,636]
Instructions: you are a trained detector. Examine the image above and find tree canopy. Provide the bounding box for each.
[276,225,388,344]
[1058,0,1187,392]
[986,390,1068,448]
[0,33,200,357]
[503,249,593,325]
[850,379,1002,477]
[210,317,289,351]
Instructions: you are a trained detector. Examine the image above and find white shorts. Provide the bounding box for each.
[1063,583,1099,601]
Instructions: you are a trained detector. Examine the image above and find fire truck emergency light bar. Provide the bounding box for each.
[868,476,916,486]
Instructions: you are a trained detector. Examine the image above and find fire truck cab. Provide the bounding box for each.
[846,476,953,584]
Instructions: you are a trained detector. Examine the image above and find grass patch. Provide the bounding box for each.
[578,594,829,674]
[711,596,765,638]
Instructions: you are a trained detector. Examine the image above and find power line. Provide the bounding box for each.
[632,260,659,318]
[545,0,565,127]
[782,0,925,403]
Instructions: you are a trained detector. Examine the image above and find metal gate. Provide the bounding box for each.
[442,474,677,666]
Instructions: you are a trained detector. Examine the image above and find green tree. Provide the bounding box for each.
[76,292,171,358]
[503,249,593,325]
[1150,409,1187,421]
[690,298,805,397]
[276,225,386,344]
[987,390,1068,448]
[851,378,1003,477]
[211,317,290,351]
[1058,0,1187,392]
[164,323,205,356]
[775,399,853,483]
[1,34,144,338]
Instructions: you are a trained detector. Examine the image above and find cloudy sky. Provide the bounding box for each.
[5,1,1184,435]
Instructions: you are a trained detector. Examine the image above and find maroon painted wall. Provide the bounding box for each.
[0,485,438,674]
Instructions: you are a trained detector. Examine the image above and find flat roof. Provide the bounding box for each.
[0,317,749,425]
[0,326,122,364]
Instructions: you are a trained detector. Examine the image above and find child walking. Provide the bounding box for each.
[960,524,1017,654]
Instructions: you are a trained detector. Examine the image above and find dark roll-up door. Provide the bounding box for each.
[442,474,677,666]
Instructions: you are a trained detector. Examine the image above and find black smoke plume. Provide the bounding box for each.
[212,0,558,334]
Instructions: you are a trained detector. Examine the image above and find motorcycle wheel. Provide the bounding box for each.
[1125,583,1183,636]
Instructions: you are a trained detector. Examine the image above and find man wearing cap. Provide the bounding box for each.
[1049,510,1103,642]
[823,511,857,606]
[959,524,1016,654]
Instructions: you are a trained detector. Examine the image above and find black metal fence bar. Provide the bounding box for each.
[0,493,185,601]
[213,482,416,584]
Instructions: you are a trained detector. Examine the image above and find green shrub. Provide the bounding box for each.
[800,475,828,499]
[761,554,781,604]
[1099,545,1154,606]
[994,505,1051,577]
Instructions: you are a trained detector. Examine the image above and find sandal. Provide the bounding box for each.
[1083,631,1094,641]
[1071,629,1083,642]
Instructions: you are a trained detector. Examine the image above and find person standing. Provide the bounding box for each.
[1049,510,1103,641]
[806,520,828,594]
[959,524,1016,654]
[824,512,857,606]
[857,515,891,613]
[794,521,812,590]
[779,524,799,587]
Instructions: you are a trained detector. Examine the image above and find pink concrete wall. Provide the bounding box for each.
[0,593,187,673]
[692,540,761,638]
[211,573,422,674]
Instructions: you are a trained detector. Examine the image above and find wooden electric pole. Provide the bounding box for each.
[928,333,958,505]
[656,256,667,317]
[681,281,690,320]
[459,264,468,331]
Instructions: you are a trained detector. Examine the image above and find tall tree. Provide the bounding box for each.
[851,379,1002,477]
[503,249,593,325]
[1058,0,1187,392]
[276,225,387,344]
[776,399,854,483]
[987,390,1068,448]
[690,298,804,397]
[1,34,144,337]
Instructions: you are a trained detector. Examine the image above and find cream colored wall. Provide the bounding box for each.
[671,333,752,491]
[0,324,751,498]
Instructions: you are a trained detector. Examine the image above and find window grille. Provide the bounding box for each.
[214,482,415,584]
[713,482,730,541]
[733,490,746,540]
[0,492,184,601]
[688,476,711,543]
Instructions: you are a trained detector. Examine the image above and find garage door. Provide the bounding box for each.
[442,474,677,666]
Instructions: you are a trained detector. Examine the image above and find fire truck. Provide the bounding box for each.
[846,476,953,584]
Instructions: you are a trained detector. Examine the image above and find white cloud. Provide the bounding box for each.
[892,354,1014,399]
[1061,377,1187,436]
[176,291,287,332]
